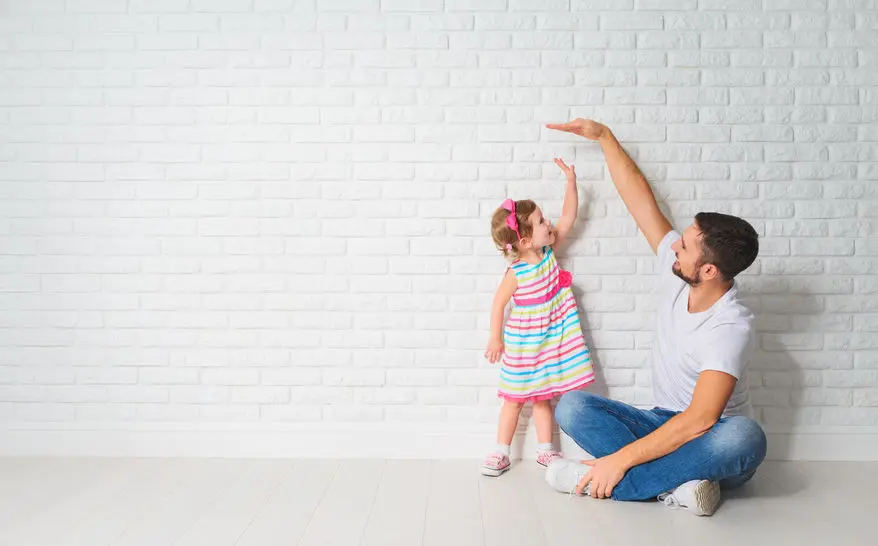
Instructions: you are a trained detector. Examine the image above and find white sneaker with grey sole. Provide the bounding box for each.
[545,458,591,496]
[658,479,721,516]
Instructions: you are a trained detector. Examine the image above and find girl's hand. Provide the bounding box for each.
[554,158,576,183]
[484,338,504,363]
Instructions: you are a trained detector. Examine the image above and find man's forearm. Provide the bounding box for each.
[597,129,672,252]
[598,131,660,213]
[615,412,714,470]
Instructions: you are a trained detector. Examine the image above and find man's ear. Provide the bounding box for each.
[700,262,720,281]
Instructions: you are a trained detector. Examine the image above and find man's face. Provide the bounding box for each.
[670,224,705,286]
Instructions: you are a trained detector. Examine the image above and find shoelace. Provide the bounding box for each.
[567,471,590,501]
[659,493,681,508]
[485,454,507,468]
[544,451,561,460]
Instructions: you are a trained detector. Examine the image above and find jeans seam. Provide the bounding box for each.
[602,405,658,435]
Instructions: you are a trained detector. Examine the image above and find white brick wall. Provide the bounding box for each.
[1,0,877,457]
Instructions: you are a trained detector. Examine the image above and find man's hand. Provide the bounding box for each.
[575,454,630,499]
[546,118,608,141]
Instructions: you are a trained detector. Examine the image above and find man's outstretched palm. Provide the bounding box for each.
[546,118,607,141]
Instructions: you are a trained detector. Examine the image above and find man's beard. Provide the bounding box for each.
[672,262,702,287]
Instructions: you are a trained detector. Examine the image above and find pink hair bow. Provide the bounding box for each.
[501,199,521,250]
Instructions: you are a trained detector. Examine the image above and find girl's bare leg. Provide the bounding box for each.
[532,400,554,445]
[497,401,524,446]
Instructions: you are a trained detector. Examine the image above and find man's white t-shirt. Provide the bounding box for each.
[652,231,754,418]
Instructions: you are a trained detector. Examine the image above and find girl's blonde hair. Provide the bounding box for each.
[491,199,537,261]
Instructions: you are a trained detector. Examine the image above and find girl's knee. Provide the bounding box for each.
[502,400,524,410]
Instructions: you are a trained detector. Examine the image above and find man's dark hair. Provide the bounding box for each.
[694,212,759,281]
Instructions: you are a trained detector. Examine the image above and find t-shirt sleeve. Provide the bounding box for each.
[657,230,681,276]
[690,325,753,380]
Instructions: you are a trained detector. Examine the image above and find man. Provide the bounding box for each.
[543,119,767,516]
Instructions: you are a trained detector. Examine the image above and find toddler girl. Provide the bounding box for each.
[481,158,595,477]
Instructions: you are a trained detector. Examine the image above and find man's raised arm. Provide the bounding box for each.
[547,119,673,254]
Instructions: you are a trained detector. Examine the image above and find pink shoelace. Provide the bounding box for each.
[483,453,510,469]
[537,450,563,466]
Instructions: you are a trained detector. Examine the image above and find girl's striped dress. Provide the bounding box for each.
[499,246,594,402]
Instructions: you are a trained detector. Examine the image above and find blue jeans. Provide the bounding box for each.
[555,391,767,501]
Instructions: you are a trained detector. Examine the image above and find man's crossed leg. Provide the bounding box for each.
[546,391,767,515]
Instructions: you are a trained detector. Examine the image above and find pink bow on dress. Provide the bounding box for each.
[558,270,573,288]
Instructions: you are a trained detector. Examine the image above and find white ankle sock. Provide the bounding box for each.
[496,444,511,457]
[537,442,553,453]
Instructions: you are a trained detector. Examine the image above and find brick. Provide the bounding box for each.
[448,0,506,10]
[796,88,860,105]
[383,0,443,10]
[636,31,698,50]
[765,144,829,162]
[792,239,855,256]
[768,69,830,87]
[537,13,599,30]
[317,0,377,10]
[853,390,878,407]
[606,51,665,67]
[202,369,259,386]
[474,14,536,32]
[601,14,663,30]
[703,31,763,49]
[387,369,447,387]
[796,50,858,67]
[731,50,793,68]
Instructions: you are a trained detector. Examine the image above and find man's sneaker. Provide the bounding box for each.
[480,452,511,477]
[657,480,721,516]
[536,450,563,467]
[545,458,591,496]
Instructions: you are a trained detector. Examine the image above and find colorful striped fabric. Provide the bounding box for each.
[499,247,594,402]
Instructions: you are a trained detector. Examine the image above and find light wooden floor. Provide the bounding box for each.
[0,458,872,546]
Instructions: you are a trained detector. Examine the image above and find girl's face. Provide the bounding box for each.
[525,207,555,249]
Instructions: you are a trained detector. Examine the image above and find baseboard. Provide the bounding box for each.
[1,423,877,461]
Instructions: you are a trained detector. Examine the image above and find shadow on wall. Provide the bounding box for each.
[741,274,819,462]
